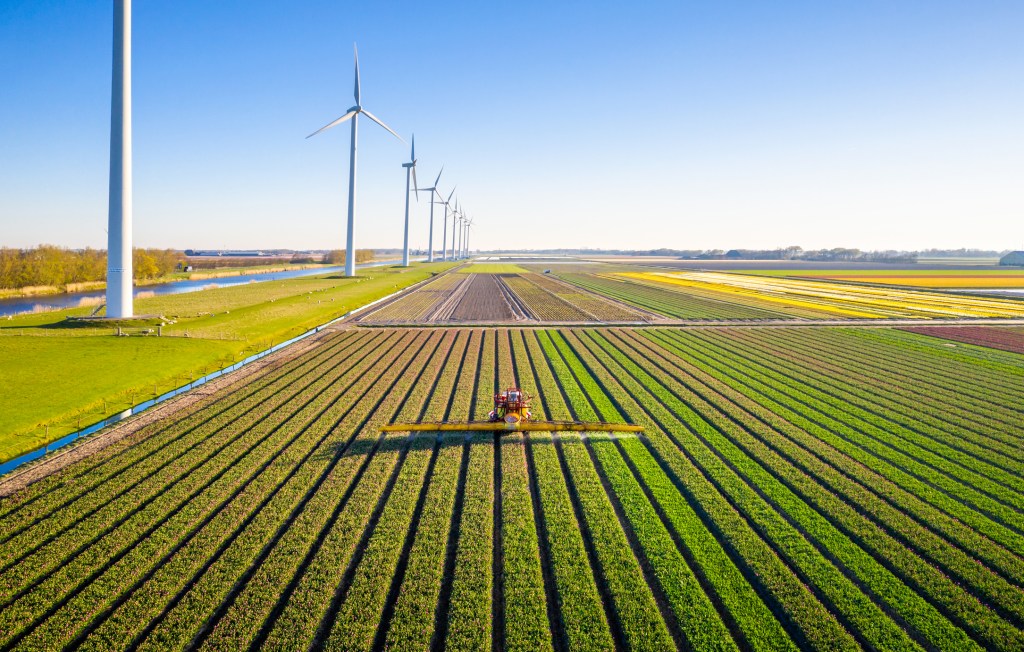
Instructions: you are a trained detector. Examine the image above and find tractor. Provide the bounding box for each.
[381,385,641,434]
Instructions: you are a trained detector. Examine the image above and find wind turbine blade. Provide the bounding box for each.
[361,109,403,141]
[447,187,456,202]
[412,167,419,199]
[410,134,415,162]
[353,43,361,105]
[306,110,357,138]
[433,166,443,187]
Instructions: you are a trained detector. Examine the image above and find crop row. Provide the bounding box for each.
[557,272,802,320]
[901,325,1024,355]
[673,329,1024,582]
[648,330,1024,570]
[823,328,1024,408]
[4,330,432,650]
[732,328,1024,453]
[561,327,1024,646]
[503,275,595,321]
[0,331,403,642]
[627,270,1024,318]
[707,328,1024,469]
[4,325,1021,650]
[679,332,1024,503]
[0,329,367,528]
[618,329,1019,649]
[360,273,467,323]
[0,331,382,581]
[775,327,1024,416]
[194,331,456,652]
[526,273,647,321]
[647,329,1024,538]
[240,331,451,651]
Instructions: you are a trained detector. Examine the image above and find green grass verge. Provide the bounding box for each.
[0,262,455,462]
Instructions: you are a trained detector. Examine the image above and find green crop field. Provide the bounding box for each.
[1,320,1022,650]
[0,262,455,461]
[2,263,1024,650]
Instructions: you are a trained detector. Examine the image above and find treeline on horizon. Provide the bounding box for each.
[490,246,1009,261]
[0,246,373,291]
[0,246,184,290]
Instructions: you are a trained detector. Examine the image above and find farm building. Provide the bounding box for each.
[999,251,1024,266]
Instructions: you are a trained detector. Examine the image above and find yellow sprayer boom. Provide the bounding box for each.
[381,421,643,433]
[381,386,642,434]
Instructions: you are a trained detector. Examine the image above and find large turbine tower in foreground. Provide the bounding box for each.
[308,45,401,277]
[106,0,133,318]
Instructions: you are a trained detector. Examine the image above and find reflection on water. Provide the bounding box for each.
[0,259,412,317]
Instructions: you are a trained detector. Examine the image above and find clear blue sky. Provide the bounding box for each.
[1,0,1022,252]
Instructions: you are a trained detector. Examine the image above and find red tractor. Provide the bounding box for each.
[488,387,533,425]
[381,383,641,433]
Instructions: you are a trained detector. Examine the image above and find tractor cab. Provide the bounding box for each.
[489,386,533,424]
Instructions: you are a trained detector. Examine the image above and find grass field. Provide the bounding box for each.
[1,325,1022,650]
[0,262,455,461]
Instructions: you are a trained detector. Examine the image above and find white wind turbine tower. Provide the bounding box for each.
[463,217,473,259]
[106,0,133,318]
[450,199,461,260]
[308,44,402,277]
[400,135,418,267]
[458,216,467,259]
[457,208,468,259]
[440,187,456,261]
[461,214,470,259]
[416,167,444,262]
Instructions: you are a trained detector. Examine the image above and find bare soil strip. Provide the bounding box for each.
[449,275,519,322]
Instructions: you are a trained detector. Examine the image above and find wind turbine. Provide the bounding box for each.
[458,210,466,256]
[106,0,133,318]
[440,187,456,261]
[417,167,444,262]
[451,199,460,260]
[400,135,418,266]
[463,217,474,259]
[461,214,470,259]
[308,44,402,277]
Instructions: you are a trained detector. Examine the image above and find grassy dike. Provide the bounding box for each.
[0,262,455,462]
